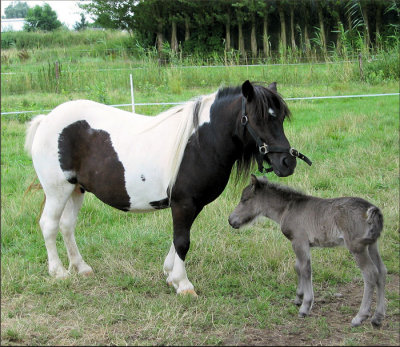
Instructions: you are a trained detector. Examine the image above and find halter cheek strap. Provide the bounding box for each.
[241,97,312,174]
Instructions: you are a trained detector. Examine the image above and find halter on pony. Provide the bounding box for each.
[240,96,312,174]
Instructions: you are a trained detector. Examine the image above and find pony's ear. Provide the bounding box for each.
[242,80,254,102]
[268,82,277,93]
[250,174,260,191]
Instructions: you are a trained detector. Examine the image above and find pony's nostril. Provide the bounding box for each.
[282,157,289,168]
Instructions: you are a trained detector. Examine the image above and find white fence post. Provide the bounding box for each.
[130,74,135,113]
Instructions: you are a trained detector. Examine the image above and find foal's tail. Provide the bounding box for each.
[362,206,384,245]
[24,114,46,157]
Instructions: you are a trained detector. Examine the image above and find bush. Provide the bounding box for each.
[364,49,400,84]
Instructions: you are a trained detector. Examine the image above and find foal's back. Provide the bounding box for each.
[281,194,383,250]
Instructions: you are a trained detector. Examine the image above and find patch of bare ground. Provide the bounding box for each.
[224,274,399,346]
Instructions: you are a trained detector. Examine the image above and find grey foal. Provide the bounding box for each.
[229,175,386,327]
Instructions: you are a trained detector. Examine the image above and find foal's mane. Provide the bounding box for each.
[214,83,291,179]
[259,177,306,200]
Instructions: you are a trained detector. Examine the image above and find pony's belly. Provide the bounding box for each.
[124,173,170,211]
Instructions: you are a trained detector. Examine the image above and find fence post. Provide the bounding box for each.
[55,61,60,93]
[358,53,364,81]
[130,74,135,113]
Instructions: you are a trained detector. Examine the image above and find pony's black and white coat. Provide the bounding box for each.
[25,81,298,295]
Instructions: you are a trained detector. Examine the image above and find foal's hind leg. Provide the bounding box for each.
[59,187,93,276]
[40,184,75,278]
[368,242,387,327]
[350,248,379,327]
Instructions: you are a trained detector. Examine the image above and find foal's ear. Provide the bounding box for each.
[250,174,260,191]
[268,82,277,93]
[242,80,254,102]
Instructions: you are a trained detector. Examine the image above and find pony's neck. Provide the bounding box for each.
[207,95,243,161]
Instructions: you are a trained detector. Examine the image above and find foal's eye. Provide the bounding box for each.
[241,197,249,203]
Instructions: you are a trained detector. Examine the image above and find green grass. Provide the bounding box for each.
[1,85,398,345]
[1,42,399,344]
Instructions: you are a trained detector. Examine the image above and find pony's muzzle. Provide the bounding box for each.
[270,154,297,177]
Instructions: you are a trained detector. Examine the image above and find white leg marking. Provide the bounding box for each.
[40,188,73,279]
[163,242,175,285]
[59,189,93,276]
[170,253,196,296]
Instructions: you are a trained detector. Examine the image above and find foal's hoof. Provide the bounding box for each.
[351,316,365,327]
[179,289,198,297]
[371,315,383,328]
[293,298,302,306]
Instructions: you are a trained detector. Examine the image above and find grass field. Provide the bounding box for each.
[1,44,399,345]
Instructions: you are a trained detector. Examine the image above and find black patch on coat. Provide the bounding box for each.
[149,198,170,210]
[141,174,146,182]
[58,120,131,211]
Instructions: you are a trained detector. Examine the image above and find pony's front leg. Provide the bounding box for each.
[169,203,199,297]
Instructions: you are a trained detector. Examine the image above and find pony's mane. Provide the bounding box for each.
[214,83,291,180]
[163,92,216,193]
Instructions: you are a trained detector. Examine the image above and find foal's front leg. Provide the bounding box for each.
[168,202,199,296]
[292,240,314,317]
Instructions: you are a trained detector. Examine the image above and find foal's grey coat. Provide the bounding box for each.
[229,175,386,327]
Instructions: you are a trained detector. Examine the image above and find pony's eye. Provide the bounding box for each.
[268,107,277,118]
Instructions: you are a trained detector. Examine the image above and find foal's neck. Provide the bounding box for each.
[262,183,303,224]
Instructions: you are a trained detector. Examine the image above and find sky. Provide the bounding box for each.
[1,1,93,29]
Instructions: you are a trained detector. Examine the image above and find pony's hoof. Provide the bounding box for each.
[167,281,173,287]
[80,269,94,276]
[179,289,198,297]
[71,263,93,276]
[50,267,69,279]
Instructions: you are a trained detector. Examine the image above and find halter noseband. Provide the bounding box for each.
[241,97,312,174]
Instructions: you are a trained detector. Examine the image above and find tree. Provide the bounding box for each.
[73,13,89,31]
[214,1,233,51]
[4,1,29,18]
[79,0,135,32]
[257,0,275,58]
[277,1,287,54]
[24,3,61,31]
[233,1,248,57]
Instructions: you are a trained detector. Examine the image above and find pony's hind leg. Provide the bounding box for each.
[40,184,75,279]
[59,186,93,276]
[163,242,176,286]
[350,248,379,327]
[368,242,387,327]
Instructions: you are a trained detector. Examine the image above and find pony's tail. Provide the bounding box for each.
[24,114,46,157]
[362,206,384,245]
